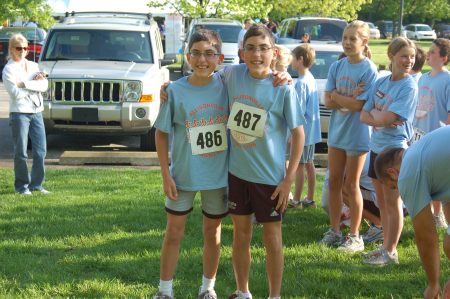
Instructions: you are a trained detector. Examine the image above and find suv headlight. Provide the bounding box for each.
[124,81,142,102]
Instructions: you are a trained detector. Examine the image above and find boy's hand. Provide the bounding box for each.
[272,70,293,86]
[160,81,171,103]
[271,178,292,212]
[162,175,178,200]
[423,283,440,299]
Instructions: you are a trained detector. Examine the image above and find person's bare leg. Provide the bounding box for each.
[383,186,403,253]
[294,164,305,200]
[262,221,283,297]
[202,216,222,280]
[231,215,253,293]
[327,147,347,232]
[305,161,316,201]
[373,178,388,247]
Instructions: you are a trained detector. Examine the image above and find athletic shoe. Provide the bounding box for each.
[337,234,364,253]
[362,224,384,243]
[30,188,51,195]
[18,189,32,195]
[288,198,301,208]
[434,211,448,230]
[362,244,384,258]
[363,247,399,266]
[300,198,316,208]
[228,290,252,299]
[153,292,173,299]
[198,289,218,299]
[319,228,342,246]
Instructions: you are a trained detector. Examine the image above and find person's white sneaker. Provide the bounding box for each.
[362,224,383,243]
[337,234,364,253]
[18,189,32,196]
[319,228,342,246]
[363,247,399,266]
[31,188,51,195]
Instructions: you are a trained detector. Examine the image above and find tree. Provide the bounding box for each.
[269,0,372,21]
[147,0,272,20]
[1,0,54,29]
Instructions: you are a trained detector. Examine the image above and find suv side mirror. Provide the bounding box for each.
[161,54,177,66]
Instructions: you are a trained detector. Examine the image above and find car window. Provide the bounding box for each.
[286,20,296,39]
[0,29,44,41]
[417,25,432,31]
[288,51,341,80]
[42,29,153,63]
[294,19,347,41]
[191,24,241,43]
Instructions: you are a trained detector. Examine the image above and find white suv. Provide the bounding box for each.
[39,12,174,151]
[181,18,242,76]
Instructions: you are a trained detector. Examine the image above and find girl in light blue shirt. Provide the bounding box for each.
[361,37,418,266]
[321,21,378,252]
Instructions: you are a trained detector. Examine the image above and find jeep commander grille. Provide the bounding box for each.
[51,80,122,103]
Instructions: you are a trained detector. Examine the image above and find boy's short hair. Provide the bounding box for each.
[374,147,404,182]
[412,46,426,72]
[291,43,316,68]
[243,24,275,47]
[433,38,450,66]
[188,29,222,53]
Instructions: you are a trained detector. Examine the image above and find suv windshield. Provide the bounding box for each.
[42,29,153,63]
[192,24,241,43]
[284,19,347,42]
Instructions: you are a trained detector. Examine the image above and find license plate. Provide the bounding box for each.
[72,108,99,122]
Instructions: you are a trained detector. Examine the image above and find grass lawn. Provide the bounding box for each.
[1,167,449,298]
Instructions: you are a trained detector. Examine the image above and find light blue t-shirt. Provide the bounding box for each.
[363,75,418,153]
[399,126,450,219]
[410,72,422,83]
[325,57,378,151]
[295,71,321,146]
[222,64,306,185]
[413,70,450,133]
[154,73,229,191]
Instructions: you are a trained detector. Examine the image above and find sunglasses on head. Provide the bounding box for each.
[15,47,29,51]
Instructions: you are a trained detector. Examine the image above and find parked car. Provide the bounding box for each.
[39,12,174,151]
[277,16,347,44]
[0,26,46,72]
[434,23,450,39]
[285,42,343,150]
[366,22,380,39]
[375,20,393,38]
[181,18,242,76]
[404,24,436,40]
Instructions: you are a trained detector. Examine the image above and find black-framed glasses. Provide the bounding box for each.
[189,51,221,59]
[243,45,273,53]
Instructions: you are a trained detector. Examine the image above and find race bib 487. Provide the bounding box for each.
[227,102,267,137]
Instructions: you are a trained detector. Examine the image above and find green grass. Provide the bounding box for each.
[369,39,433,73]
[0,168,448,298]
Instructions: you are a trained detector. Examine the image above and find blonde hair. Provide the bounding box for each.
[387,37,416,71]
[271,44,292,71]
[291,43,316,68]
[7,33,28,60]
[344,20,372,58]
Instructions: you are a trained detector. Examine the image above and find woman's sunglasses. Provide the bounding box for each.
[15,47,29,51]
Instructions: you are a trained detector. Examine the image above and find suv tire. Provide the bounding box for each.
[140,126,156,151]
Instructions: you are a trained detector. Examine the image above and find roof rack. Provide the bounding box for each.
[64,11,153,24]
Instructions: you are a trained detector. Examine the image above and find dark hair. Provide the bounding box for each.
[412,46,426,72]
[243,24,275,47]
[433,38,450,66]
[291,43,316,68]
[188,29,222,53]
[374,148,404,181]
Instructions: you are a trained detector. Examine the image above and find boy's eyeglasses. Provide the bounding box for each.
[189,51,221,59]
[15,47,29,51]
[243,46,273,53]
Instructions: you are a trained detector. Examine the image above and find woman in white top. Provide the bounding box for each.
[2,33,49,195]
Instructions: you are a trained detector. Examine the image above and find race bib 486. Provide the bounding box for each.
[189,123,228,155]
